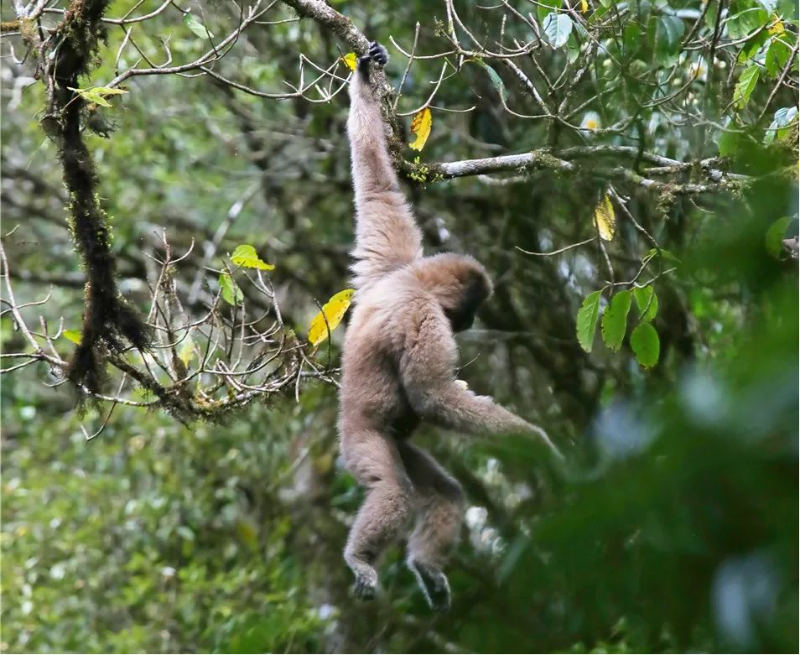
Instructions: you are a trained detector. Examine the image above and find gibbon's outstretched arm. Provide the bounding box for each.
[400,303,563,459]
[348,43,423,288]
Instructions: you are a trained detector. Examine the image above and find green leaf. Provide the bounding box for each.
[646,248,681,263]
[543,14,574,49]
[576,290,602,353]
[601,290,632,352]
[89,87,127,96]
[718,126,741,156]
[63,330,82,345]
[230,244,275,271]
[184,13,214,39]
[737,30,769,63]
[655,15,685,59]
[765,37,792,77]
[83,92,112,108]
[67,87,115,107]
[630,322,660,368]
[765,216,791,258]
[473,59,507,103]
[633,286,659,321]
[764,106,798,145]
[726,8,769,40]
[219,272,243,306]
[733,65,759,109]
[537,0,561,21]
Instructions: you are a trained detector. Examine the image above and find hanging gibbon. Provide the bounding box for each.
[339,42,561,611]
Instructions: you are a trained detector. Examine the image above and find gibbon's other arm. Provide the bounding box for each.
[400,303,563,459]
[348,43,423,287]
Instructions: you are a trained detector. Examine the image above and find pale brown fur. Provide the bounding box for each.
[339,43,560,610]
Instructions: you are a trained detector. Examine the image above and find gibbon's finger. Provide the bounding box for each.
[529,424,565,461]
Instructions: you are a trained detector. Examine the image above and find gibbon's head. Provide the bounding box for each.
[412,253,493,332]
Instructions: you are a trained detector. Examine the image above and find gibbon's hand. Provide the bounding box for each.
[358,41,389,75]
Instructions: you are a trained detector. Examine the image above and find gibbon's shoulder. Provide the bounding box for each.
[351,273,443,330]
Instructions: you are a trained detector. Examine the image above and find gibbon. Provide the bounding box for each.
[339,42,561,611]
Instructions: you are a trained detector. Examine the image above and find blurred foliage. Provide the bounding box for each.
[1,0,798,652]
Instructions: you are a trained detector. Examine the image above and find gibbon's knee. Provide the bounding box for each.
[345,477,414,563]
[408,489,464,566]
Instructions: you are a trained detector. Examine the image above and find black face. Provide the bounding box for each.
[445,275,490,333]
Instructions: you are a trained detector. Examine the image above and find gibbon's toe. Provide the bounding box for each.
[368,42,389,66]
[409,560,452,613]
[353,574,378,602]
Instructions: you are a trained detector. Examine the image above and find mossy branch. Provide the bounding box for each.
[40,0,150,394]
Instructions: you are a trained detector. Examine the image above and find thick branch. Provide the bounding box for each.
[403,147,747,194]
[34,0,150,394]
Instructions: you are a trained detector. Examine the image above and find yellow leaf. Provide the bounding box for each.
[230,244,275,271]
[63,330,82,345]
[594,193,616,241]
[178,334,195,366]
[580,111,601,131]
[409,107,432,152]
[580,0,588,12]
[342,52,357,71]
[235,517,259,550]
[768,16,784,35]
[308,289,355,346]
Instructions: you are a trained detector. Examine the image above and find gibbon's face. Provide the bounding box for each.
[443,267,493,333]
[410,253,494,333]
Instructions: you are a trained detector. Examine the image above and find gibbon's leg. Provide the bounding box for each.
[348,41,423,286]
[398,442,465,612]
[342,427,414,600]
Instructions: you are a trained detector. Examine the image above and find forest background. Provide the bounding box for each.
[0,0,798,651]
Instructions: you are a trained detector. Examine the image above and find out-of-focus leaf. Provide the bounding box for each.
[594,193,616,241]
[409,108,432,151]
[581,111,601,131]
[768,15,784,34]
[178,334,195,366]
[633,286,659,321]
[766,37,792,76]
[631,322,660,368]
[474,59,507,103]
[537,0,561,21]
[63,330,82,345]
[231,244,275,271]
[601,290,632,352]
[68,87,127,108]
[342,52,357,71]
[655,15,685,59]
[308,289,354,346]
[219,272,243,306]
[646,248,681,263]
[718,126,742,156]
[576,290,602,353]
[733,65,759,109]
[184,13,214,39]
[543,14,574,49]
[89,87,127,96]
[235,517,259,551]
[765,216,792,258]
[726,8,769,39]
[764,106,798,145]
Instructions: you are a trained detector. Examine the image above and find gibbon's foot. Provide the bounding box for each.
[358,41,389,75]
[409,559,452,613]
[352,572,378,602]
